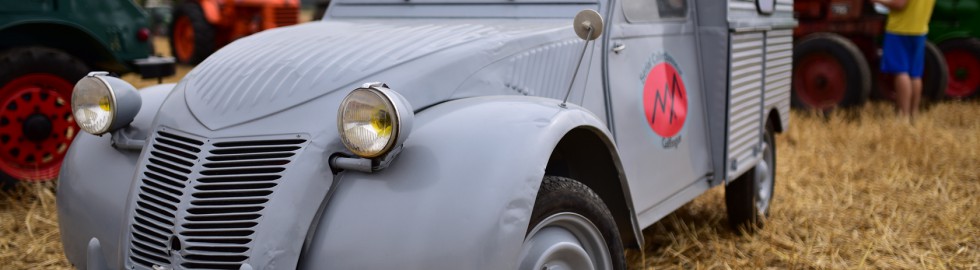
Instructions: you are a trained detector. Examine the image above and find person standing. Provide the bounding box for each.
[872,0,936,122]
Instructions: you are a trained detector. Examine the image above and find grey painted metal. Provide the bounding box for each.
[727,31,765,179]
[765,28,793,131]
[299,96,633,269]
[56,0,795,269]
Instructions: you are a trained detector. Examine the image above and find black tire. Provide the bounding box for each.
[523,176,626,270]
[312,0,331,21]
[725,122,776,234]
[1,173,16,191]
[922,41,949,103]
[0,47,88,183]
[792,33,872,110]
[938,38,980,99]
[170,2,215,64]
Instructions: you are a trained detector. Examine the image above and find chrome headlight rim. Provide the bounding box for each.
[337,82,413,159]
[71,73,119,135]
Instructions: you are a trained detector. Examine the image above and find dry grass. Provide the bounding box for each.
[1,37,978,269]
[632,102,980,269]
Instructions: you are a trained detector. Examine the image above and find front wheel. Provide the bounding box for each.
[520,176,626,270]
[725,122,776,233]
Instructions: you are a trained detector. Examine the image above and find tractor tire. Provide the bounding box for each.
[922,41,949,103]
[170,2,215,64]
[938,38,980,99]
[873,41,949,106]
[0,47,87,183]
[792,33,872,111]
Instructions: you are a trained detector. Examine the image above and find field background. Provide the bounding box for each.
[1,38,977,269]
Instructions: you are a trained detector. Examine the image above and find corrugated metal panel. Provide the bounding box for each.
[775,0,794,12]
[504,40,581,100]
[727,31,765,179]
[765,29,793,131]
[127,129,308,270]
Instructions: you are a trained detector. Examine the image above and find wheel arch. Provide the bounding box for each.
[766,107,784,133]
[0,22,125,73]
[545,126,642,249]
[300,96,639,269]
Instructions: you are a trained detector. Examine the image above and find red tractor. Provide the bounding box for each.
[170,0,300,64]
[793,0,948,111]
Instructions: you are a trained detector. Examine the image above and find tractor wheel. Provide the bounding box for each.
[874,41,949,106]
[170,2,214,64]
[939,38,980,99]
[922,41,949,102]
[0,47,87,183]
[792,33,872,111]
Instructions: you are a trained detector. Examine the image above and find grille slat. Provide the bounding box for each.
[144,171,190,187]
[205,152,295,161]
[197,174,281,183]
[127,129,306,269]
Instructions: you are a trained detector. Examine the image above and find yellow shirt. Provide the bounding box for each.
[886,0,937,35]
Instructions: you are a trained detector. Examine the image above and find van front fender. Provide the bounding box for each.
[300,96,634,269]
[57,83,176,269]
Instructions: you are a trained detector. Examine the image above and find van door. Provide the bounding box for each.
[605,0,713,227]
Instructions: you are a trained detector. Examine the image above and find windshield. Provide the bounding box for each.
[330,0,601,19]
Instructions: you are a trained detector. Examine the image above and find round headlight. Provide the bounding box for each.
[337,83,413,158]
[71,72,142,135]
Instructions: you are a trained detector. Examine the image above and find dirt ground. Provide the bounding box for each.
[0,38,977,269]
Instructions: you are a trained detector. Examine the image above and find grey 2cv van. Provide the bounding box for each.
[57,0,795,269]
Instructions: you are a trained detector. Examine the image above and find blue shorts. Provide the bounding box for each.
[880,33,927,78]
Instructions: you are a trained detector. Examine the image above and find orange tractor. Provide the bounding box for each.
[170,0,300,64]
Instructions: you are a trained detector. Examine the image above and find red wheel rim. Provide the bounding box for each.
[0,74,77,181]
[944,49,980,98]
[174,16,195,63]
[794,52,847,110]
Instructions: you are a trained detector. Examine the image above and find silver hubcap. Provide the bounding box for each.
[519,213,612,270]
[755,140,774,215]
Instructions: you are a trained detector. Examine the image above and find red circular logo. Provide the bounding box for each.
[642,63,687,137]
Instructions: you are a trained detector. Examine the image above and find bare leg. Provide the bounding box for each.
[894,73,912,118]
[911,78,922,122]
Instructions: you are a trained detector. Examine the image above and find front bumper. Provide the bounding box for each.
[132,56,176,80]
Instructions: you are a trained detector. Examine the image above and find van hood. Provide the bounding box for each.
[181,19,582,130]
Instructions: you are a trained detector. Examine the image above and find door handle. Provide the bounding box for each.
[612,43,626,54]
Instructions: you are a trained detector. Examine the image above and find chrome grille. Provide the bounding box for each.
[129,131,202,268]
[127,129,307,270]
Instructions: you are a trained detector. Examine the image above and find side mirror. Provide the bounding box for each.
[573,9,604,41]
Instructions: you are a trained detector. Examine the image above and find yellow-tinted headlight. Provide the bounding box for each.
[71,72,142,136]
[338,88,399,158]
[72,76,116,135]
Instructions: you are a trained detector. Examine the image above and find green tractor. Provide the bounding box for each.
[931,0,980,99]
[0,0,173,186]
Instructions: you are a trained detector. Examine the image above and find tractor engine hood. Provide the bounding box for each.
[181,19,582,130]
